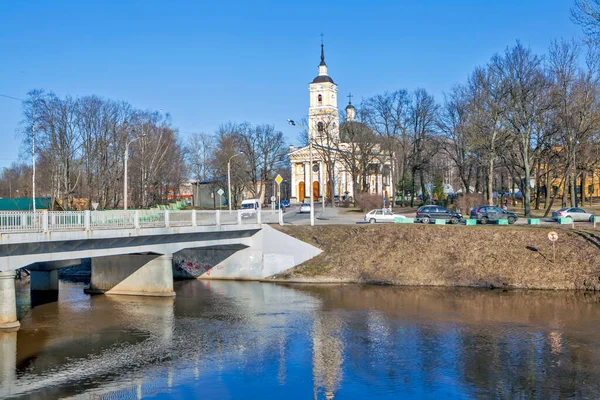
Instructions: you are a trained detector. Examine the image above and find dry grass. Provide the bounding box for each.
[272,224,600,290]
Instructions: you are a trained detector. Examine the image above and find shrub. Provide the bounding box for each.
[355,193,383,212]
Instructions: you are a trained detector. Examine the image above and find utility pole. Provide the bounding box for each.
[32,100,36,212]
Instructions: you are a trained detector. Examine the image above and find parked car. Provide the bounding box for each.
[470,205,518,224]
[365,209,400,223]
[240,199,260,218]
[275,199,290,210]
[416,206,463,224]
[299,203,311,213]
[552,207,594,222]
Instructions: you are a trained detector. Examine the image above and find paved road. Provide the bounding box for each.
[281,204,599,229]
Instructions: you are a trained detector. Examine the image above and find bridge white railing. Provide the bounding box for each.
[0,209,284,234]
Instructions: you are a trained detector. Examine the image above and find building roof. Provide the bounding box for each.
[0,197,56,211]
[312,75,334,84]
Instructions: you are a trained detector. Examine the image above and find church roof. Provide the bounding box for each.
[312,75,334,84]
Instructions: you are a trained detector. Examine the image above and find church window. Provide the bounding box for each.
[318,94,322,105]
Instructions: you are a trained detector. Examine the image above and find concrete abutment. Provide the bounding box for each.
[86,254,175,297]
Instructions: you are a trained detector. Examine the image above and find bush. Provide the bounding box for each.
[355,193,383,212]
[455,193,484,215]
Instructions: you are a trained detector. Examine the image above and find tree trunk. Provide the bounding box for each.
[487,157,494,206]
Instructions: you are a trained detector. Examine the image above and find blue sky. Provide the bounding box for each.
[0,1,582,168]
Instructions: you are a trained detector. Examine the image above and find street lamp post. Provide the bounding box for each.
[288,119,314,226]
[228,152,244,212]
[124,134,145,210]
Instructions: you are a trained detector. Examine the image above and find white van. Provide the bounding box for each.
[240,199,260,218]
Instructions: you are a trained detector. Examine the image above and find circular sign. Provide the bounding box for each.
[548,231,559,242]
[312,164,319,172]
[270,196,276,202]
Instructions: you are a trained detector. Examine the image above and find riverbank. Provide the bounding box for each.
[270,224,600,290]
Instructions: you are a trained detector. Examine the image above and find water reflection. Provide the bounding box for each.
[2,281,600,399]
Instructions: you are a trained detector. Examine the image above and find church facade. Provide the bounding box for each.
[288,44,393,205]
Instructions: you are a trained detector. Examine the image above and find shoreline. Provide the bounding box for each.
[271,224,600,291]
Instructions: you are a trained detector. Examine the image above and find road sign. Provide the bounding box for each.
[548,231,558,242]
[92,202,99,210]
[270,196,276,202]
[217,188,225,196]
[275,174,283,185]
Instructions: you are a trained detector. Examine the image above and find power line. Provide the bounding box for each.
[0,93,25,102]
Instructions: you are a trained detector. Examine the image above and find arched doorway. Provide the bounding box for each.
[313,181,319,201]
[298,182,305,203]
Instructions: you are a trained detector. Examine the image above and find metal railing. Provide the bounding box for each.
[0,208,283,234]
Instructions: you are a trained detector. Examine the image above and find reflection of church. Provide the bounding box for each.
[289,43,392,204]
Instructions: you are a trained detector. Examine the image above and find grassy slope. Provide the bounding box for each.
[272,224,600,290]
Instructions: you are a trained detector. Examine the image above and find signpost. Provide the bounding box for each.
[217,188,224,210]
[548,231,558,263]
[275,174,283,210]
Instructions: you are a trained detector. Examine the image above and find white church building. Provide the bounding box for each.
[288,44,393,204]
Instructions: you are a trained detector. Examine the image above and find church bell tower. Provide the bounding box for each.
[308,41,339,142]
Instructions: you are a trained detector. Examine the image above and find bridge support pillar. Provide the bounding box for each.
[30,270,59,291]
[0,332,17,388]
[0,271,20,331]
[86,254,175,297]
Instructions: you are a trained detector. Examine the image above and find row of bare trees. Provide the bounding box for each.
[328,38,600,217]
[9,90,185,210]
[185,122,287,206]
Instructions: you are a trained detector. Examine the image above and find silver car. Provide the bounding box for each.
[364,209,399,223]
[552,207,594,222]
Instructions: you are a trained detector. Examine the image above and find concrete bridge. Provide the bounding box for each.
[0,209,321,331]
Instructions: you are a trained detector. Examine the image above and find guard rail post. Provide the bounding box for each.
[42,211,48,233]
[165,210,170,228]
[134,210,140,229]
[192,210,197,227]
[257,210,261,225]
[216,210,221,226]
[84,210,91,231]
[237,210,242,225]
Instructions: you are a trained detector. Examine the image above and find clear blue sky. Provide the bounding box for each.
[0,0,582,168]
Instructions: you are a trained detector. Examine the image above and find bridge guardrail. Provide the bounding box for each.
[0,208,284,234]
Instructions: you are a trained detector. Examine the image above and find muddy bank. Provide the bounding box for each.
[270,224,600,290]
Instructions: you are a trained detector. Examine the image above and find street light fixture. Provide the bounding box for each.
[288,119,314,227]
[124,133,146,210]
[228,152,244,211]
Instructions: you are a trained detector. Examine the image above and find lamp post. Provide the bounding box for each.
[288,119,314,226]
[124,134,145,210]
[228,152,244,211]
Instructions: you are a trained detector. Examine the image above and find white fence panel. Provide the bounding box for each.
[220,211,239,225]
[90,211,136,229]
[138,210,166,228]
[47,211,86,231]
[196,211,217,226]
[169,211,193,227]
[260,210,280,224]
[0,212,41,233]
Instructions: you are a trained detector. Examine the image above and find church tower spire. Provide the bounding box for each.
[308,37,339,142]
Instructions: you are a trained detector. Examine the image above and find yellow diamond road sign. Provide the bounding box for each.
[275,174,283,185]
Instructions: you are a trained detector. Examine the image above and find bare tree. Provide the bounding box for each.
[186,132,214,181]
[572,0,600,40]
[496,43,549,217]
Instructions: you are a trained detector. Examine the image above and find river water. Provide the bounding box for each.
[2,280,600,399]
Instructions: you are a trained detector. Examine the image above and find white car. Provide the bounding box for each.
[364,209,399,223]
[299,203,311,213]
